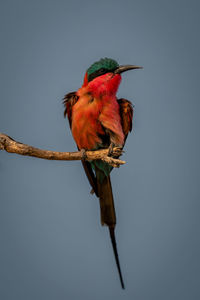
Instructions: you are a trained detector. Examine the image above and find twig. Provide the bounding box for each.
[0,133,125,168]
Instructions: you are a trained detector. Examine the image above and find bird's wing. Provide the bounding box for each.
[117,98,134,143]
[63,92,98,196]
[63,92,79,127]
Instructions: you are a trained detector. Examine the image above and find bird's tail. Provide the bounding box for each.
[97,173,116,226]
[96,171,125,289]
[109,226,125,289]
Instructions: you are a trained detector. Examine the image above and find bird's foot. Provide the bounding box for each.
[80,149,87,160]
[108,143,115,157]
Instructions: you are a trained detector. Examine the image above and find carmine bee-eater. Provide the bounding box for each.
[63,57,142,289]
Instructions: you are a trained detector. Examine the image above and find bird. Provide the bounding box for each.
[63,57,142,289]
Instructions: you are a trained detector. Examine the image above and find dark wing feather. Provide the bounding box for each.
[63,92,79,127]
[117,98,134,143]
[63,91,98,196]
[81,160,99,197]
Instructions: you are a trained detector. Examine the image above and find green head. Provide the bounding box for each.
[87,57,142,82]
[87,58,119,82]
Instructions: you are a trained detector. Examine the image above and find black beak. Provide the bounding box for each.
[114,65,143,74]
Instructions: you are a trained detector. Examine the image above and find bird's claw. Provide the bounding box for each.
[108,143,115,157]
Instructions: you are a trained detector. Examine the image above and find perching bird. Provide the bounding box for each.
[63,57,142,289]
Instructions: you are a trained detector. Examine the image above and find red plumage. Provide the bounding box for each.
[71,73,124,150]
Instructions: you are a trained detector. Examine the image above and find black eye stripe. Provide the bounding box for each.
[88,68,116,82]
[88,68,106,82]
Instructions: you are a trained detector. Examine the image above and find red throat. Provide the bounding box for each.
[82,72,121,97]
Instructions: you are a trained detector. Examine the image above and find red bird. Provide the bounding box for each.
[64,58,142,289]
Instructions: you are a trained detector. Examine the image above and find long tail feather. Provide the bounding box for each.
[97,174,116,226]
[96,171,125,289]
[109,227,125,289]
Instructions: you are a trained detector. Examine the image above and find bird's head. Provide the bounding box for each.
[82,58,142,94]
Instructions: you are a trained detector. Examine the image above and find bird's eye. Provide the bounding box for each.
[99,68,106,73]
[88,68,108,82]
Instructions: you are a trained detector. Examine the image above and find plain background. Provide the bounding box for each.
[0,0,200,299]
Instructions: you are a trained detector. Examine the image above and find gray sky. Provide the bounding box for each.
[0,0,200,299]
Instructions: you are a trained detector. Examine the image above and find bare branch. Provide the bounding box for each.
[0,133,125,168]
